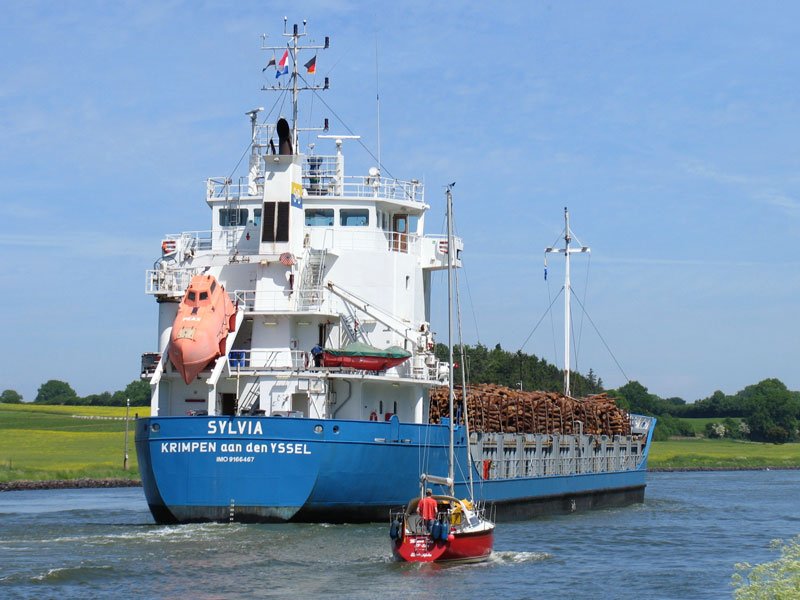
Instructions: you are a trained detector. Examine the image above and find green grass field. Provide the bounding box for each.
[0,403,149,482]
[680,417,743,434]
[2,403,798,481]
[650,438,800,469]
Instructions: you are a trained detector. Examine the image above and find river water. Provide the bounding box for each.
[1,471,798,599]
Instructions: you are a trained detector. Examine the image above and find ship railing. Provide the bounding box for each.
[303,227,424,256]
[162,230,214,252]
[481,449,641,480]
[231,288,332,313]
[226,347,442,383]
[207,176,254,200]
[145,266,204,296]
[162,228,253,254]
[228,349,311,371]
[304,174,424,203]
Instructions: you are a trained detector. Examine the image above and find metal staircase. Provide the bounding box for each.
[297,248,326,309]
[237,380,262,414]
[340,308,360,344]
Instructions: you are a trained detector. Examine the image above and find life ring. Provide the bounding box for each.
[161,240,176,254]
[369,411,378,422]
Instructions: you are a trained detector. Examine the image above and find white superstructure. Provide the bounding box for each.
[142,24,461,424]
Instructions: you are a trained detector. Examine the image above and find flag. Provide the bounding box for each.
[304,55,317,74]
[275,50,289,79]
[262,55,276,72]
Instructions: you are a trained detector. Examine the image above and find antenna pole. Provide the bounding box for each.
[375,35,381,172]
[291,23,300,152]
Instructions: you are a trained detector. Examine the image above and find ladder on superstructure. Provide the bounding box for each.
[297,248,326,309]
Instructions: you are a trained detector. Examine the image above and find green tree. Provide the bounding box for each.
[84,392,112,406]
[742,379,800,443]
[0,389,23,403]
[123,379,151,406]
[611,381,656,413]
[34,380,78,405]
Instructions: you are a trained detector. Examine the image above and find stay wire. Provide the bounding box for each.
[518,287,564,352]
[298,74,401,184]
[225,89,288,183]
[570,292,630,384]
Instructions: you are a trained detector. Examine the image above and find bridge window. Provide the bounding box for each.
[253,209,262,226]
[341,209,369,227]
[220,208,248,227]
[305,208,334,226]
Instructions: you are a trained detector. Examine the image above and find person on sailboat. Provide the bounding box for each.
[418,489,438,532]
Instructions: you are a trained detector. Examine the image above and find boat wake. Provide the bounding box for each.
[489,550,552,564]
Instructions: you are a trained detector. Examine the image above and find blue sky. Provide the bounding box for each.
[1,1,798,403]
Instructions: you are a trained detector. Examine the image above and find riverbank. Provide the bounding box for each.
[0,478,141,492]
[5,464,800,492]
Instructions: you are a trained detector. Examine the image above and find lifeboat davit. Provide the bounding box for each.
[168,275,236,384]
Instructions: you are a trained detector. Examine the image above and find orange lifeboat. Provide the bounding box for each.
[168,275,236,384]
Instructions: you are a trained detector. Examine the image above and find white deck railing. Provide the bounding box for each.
[227,349,442,383]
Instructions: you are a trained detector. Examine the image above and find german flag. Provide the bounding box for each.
[304,55,317,74]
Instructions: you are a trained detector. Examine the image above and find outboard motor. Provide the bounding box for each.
[277,118,293,155]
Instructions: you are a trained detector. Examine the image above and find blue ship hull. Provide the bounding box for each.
[136,415,652,524]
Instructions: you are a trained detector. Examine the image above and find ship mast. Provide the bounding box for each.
[545,207,590,397]
[262,19,330,153]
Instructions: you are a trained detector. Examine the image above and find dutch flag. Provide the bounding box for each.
[276,50,289,79]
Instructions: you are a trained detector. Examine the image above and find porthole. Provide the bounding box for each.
[314,424,323,434]
[333,425,340,434]
[151,423,160,432]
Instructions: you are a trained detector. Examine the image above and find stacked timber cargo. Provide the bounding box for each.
[429,383,631,437]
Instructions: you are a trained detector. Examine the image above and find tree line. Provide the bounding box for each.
[436,343,799,444]
[1,379,150,407]
[3,344,798,443]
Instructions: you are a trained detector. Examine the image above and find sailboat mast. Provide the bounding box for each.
[563,207,572,397]
[446,185,456,497]
[456,272,475,500]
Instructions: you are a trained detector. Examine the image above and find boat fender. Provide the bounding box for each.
[430,520,442,541]
[389,517,402,540]
[438,519,450,541]
[369,411,378,422]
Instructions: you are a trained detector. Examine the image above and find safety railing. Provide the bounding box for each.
[303,227,425,256]
[479,438,643,480]
[145,267,203,296]
[228,349,311,371]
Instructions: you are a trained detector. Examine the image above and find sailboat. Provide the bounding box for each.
[390,186,495,563]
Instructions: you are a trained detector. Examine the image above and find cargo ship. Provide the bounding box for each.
[135,22,655,524]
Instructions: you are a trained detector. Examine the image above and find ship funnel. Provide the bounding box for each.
[277,118,293,155]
